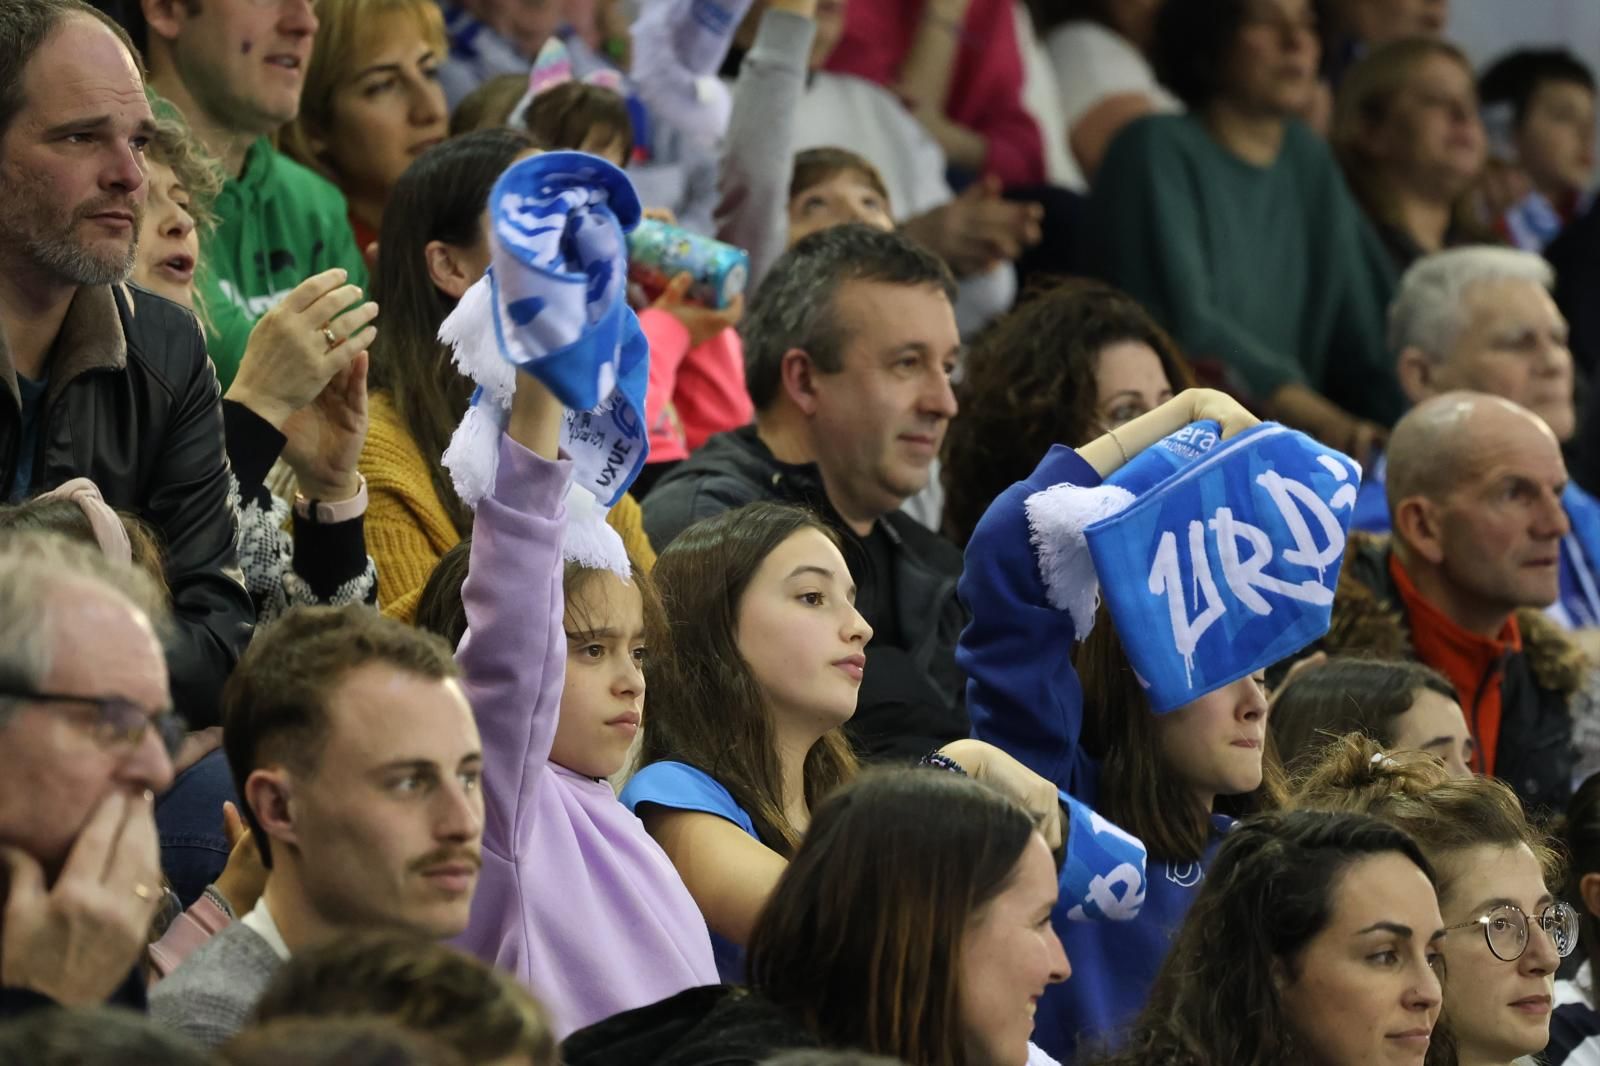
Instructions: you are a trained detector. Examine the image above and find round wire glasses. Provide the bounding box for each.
[1443,901,1580,962]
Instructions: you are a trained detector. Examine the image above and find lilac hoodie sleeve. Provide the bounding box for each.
[455,434,574,860]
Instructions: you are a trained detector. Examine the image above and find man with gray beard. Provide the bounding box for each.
[0,0,252,726]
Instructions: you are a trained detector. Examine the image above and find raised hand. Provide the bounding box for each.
[212,801,266,918]
[281,351,370,502]
[224,268,378,431]
[649,272,745,348]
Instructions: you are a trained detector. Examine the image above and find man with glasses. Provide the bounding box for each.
[142,0,369,390]
[0,532,178,1017]
[0,0,254,726]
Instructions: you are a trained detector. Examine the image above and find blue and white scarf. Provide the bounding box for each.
[1060,792,1147,922]
[1027,423,1359,713]
[439,151,650,578]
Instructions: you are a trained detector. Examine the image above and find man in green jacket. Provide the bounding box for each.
[142,0,368,389]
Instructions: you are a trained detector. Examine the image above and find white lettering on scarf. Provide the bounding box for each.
[1146,458,1356,685]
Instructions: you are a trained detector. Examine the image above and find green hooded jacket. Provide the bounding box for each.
[196,137,368,389]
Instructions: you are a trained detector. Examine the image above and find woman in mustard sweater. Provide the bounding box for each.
[362,128,654,621]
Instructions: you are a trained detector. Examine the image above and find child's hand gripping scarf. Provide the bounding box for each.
[628,0,755,147]
[439,150,650,578]
[1026,422,1361,714]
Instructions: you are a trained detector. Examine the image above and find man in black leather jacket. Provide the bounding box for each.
[0,0,253,726]
[642,225,967,762]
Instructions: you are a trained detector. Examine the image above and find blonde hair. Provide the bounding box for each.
[1331,37,1482,234]
[280,0,446,182]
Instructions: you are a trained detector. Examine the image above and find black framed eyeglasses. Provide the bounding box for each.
[1443,901,1580,962]
[0,688,187,758]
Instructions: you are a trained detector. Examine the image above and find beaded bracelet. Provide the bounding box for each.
[920,750,969,776]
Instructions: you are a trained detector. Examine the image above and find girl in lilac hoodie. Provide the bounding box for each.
[451,369,719,1037]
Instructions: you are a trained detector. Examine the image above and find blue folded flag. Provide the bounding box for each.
[1060,792,1146,922]
[1085,423,1360,712]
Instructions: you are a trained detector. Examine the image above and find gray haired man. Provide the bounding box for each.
[0,532,177,1017]
[1354,246,1600,632]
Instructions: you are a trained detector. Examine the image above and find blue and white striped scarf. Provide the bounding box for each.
[439,151,650,578]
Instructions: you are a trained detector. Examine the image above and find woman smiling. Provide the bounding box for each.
[281,0,450,254]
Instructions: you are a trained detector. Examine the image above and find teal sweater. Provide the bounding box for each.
[1088,114,1401,425]
[196,138,368,390]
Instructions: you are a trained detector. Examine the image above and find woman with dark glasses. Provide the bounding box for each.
[1294,733,1573,1066]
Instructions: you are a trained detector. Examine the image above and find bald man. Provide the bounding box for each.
[1355,247,1600,634]
[1323,392,1585,810]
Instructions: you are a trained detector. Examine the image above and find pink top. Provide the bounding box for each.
[147,893,233,982]
[638,310,753,463]
[823,0,1044,186]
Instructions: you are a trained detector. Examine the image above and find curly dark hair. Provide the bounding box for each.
[940,278,1191,547]
[1085,809,1441,1066]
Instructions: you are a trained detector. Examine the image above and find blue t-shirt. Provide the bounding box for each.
[8,373,48,502]
[621,761,758,982]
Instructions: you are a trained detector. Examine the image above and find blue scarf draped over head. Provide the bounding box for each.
[1027,422,1361,714]
[439,151,650,576]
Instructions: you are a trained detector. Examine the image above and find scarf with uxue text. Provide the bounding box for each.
[439,151,650,578]
[1027,422,1360,713]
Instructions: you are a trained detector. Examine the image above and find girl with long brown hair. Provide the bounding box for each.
[620,502,1070,982]
[1087,808,1448,1066]
[957,388,1291,1060]
[358,130,654,621]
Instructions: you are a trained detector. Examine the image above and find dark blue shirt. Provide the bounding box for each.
[8,373,48,503]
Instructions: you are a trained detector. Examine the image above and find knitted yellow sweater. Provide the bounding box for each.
[361,392,656,623]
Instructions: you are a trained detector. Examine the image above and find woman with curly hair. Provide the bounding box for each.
[940,278,1190,546]
[129,100,379,626]
[1085,808,1447,1066]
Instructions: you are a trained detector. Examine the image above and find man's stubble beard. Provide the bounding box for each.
[0,171,144,288]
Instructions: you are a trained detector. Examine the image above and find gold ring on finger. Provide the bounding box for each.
[320,326,338,349]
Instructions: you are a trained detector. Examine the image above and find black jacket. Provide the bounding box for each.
[1320,534,1583,813]
[562,985,820,1066]
[641,425,968,761]
[0,284,253,726]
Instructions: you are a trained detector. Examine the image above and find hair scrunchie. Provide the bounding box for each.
[36,478,132,566]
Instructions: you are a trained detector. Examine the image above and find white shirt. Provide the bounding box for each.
[240,898,291,963]
[1044,21,1181,136]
